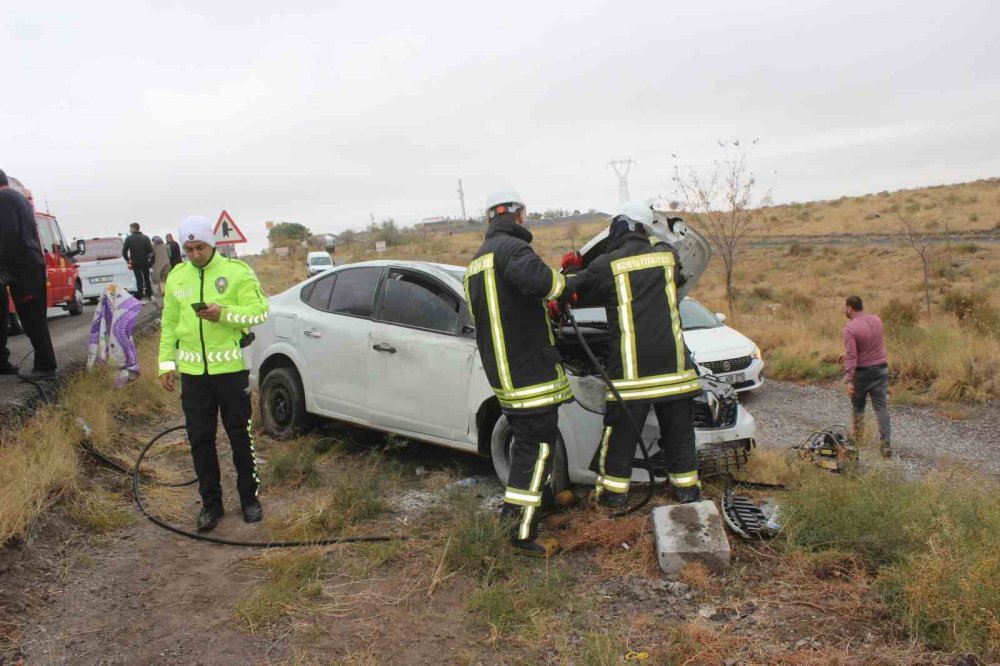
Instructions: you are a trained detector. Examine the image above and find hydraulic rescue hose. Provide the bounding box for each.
[563,306,657,517]
[132,425,401,547]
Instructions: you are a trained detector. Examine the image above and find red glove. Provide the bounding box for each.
[546,300,563,321]
[561,251,583,272]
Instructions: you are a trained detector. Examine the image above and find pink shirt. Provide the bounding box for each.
[843,313,887,382]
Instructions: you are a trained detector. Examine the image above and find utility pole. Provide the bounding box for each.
[370,212,375,228]
[457,179,467,220]
[608,158,636,203]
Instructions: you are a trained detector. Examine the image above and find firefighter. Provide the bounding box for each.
[158,216,269,531]
[562,200,703,509]
[464,189,571,557]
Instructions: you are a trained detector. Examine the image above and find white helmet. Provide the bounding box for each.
[485,189,525,220]
[613,199,656,231]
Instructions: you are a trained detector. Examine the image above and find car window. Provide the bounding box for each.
[680,298,722,330]
[76,237,123,262]
[35,215,58,254]
[310,255,332,266]
[328,266,381,317]
[302,273,336,310]
[379,270,460,334]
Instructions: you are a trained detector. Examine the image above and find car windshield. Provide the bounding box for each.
[310,256,332,266]
[573,298,722,331]
[679,299,722,330]
[76,237,123,262]
[444,268,465,282]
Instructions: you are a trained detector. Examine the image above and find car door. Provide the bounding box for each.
[34,214,67,306]
[295,266,383,418]
[365,267,476,442]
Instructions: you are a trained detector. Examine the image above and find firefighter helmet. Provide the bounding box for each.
[613,200,656,231]
[486,189,525,220]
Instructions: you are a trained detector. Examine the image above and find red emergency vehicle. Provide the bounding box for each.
[5,177,85,334]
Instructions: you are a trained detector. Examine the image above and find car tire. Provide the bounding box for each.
[86,297,99,305]
[260,366,310,440]
[67,282,84,316]
[7,311,23,336]
[490,414,570,494]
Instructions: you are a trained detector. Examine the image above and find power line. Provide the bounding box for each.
[608,158,636,203]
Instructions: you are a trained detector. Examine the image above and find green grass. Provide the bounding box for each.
[426,488,519,586]
[765,352,841,382]
[67,488,137,534]
[264,444,322,488]
[233,549,329,632]
[466,566,566,638]
[780,467,1000,659]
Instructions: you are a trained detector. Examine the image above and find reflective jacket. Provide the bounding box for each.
[464,219,572,412]
[158,250,268,376]
[567,230,701,403]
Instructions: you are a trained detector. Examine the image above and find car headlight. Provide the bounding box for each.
[751,345,761,360]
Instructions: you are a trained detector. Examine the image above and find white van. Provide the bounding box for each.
[75,236,137,302]
[306,251,334,278]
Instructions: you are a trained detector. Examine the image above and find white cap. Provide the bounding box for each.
[485,189,525,220]
[178,216,215,248]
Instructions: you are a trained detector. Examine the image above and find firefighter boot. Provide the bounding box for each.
[510,536,561,558]
[586,489,628,513]
[674,485,701,504]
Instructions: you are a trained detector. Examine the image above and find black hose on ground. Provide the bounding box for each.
[132,425,402,547]
[563,307,656,517]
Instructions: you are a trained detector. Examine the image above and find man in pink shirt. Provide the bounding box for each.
[843,295,891,457]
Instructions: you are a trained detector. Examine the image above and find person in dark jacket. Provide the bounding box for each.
[165,233,182,268]
[0,169,58,378]
[122,222,154,301]
[563,200,703,509]
[464,189,571,557]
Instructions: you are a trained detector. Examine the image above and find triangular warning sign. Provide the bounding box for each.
[214,210,247,245]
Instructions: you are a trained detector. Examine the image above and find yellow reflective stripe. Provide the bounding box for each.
[505,488,542,506]
[528,442,550,493]
[500,385,573,410]
[497,379,566,400]
[467,252,494,276]
[545,270,566,301]
[669,471,700,487]
[615,273,638,380]
[605,380,702,401]
[599,475,630,492]
[662,262,685,370]
[177,350,203,363]
[612,369,699,390]
[484,266,513,391]
[611,252,672,275]
[598,426,612,477]
[205,349,244,364]
[158,361,176,372]
[519,506,536,540]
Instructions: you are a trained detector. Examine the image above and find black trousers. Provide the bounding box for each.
[132,264,152,299]
[181,371,260,510]
[503,407,559,541]
[0,263,57,372]
[597,398,698,495]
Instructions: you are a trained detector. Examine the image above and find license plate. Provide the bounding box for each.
[720,373,745,384]
[90,276,113,283]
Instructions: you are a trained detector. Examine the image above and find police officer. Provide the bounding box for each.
[0,169,58,379]
[464,189,571,557]
[563,200,703,509]
[158,216,269,531]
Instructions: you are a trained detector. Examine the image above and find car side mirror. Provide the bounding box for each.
[69,239,86,257]
[715,312,726,324]
[461,324,476,336]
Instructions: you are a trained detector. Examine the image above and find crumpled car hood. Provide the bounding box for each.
[576,216,712,298]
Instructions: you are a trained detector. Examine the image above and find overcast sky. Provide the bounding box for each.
[2,0,998,252]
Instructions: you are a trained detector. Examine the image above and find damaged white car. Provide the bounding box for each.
[249,221,756,492]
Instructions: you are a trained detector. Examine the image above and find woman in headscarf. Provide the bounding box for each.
[151,235,171,308]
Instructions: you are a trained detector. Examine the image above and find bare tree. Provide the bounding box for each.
[672,140,773,316]
[898,204,934,318]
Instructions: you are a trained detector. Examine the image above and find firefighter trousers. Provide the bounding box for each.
[596,398,698,495]
[0,263,57,372]
[503,407,558,542]
[181,371,260,511]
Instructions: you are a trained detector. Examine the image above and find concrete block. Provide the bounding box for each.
[651,501,731,577]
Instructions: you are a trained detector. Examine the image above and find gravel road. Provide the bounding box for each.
[740,379,1000,478]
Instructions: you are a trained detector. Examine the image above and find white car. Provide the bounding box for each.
[306,251,334,278]
[249,223,756,491]
[681,299,764,391]
[74,236,137,302]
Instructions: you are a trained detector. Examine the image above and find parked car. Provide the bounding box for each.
[6,177,86,333]
[306,251,334,278]
[74,236,137,303]
[250,221,756,491]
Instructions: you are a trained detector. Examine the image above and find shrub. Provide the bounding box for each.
[786,243,813,257]
[941,290,1000,334]
[881,298,919,330]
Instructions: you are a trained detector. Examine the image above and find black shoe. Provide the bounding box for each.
[18,368,57,381]
[675,486,701,504]
[242,500,263,523]
[0,362,18,375]
[197,506,224,532]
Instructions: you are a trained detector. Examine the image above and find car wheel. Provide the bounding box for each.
[86,297,99,305]
[7,311,23,336]
[68,282,84,315]
[490,414,570,494]
[260,366,310,440]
